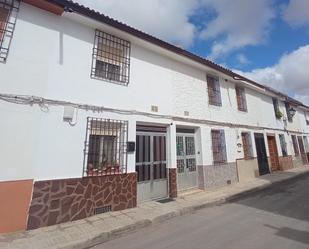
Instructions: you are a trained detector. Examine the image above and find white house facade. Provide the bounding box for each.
[0,0,309,233]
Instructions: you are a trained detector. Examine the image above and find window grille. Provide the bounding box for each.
[91,30,131,85]
[83,118,128,176]
[207,75,222,106]
[241,132,253,159]
[211,129,227,165]
[291,135,299,156]
[279,134,288,157]
[0,0,19,63]
[236,86,247,112]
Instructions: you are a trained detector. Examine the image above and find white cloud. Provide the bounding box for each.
[283,0,309,27]
[75,0,276,58]
[200,0,275,59]
[75,0,199,48]
[235,45,309,105]
[236,53,250,65]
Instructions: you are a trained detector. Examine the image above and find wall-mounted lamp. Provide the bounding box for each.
[288,107,296,118]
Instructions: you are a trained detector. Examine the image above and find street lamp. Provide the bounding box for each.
[288,107,296,118]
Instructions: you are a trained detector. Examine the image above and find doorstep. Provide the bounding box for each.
[1,166,309,249]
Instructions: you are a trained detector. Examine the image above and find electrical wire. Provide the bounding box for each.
[0,93,308,135]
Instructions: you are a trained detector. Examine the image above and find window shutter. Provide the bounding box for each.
[92,30,131,85]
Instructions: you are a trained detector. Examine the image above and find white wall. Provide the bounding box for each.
[0,3,308,181]
[2,3,302,131]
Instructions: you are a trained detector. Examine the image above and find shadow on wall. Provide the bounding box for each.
[18,3,94,65]
[20,2,206,82]
[265,225,309,245]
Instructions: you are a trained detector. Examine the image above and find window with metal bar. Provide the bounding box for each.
[0,0,19,63]
[207,75,222,106]
[241,132,253,159]
[211,130,227,165]
[291,135,299,156]
[272,98,282,119]
[236,86,247,112]
[285,102,293,122]
[279,134,288,156]
[303,136,309,152]
[91,30,131,85]
[305,112,309,126]
[83,118,128,176]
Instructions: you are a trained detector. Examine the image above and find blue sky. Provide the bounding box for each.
[188,3,309,72]
[78,0,309,104]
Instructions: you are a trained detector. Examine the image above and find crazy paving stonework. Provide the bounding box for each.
[27,173,137,230]
[168,168,177,198]
[279,156,294,171]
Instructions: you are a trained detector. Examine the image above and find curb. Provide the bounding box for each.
[225,170,309,203]
[84,170,309,249]
[3,169,309,249]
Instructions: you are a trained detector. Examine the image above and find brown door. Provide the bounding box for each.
[267,136,280,171]
[297,136,308,165]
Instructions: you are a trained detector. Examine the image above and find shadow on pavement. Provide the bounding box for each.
[265,225,309,245]
[236,173,309,221]
[234,172,309,245]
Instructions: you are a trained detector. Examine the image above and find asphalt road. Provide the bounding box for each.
[93,175,309,249]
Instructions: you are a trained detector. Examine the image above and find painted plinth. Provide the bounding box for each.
[0,180,33,233]
[168,168,177,198]
[27,173,137,230]
[198,163,238,189]
[236,158,259,183]
[300,153,309,165]
[278,156,294,171]
[292,156,303,168]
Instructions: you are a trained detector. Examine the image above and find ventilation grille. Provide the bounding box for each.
[94,205,112,215]
[151,105,158,112]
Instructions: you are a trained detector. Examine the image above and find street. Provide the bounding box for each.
[93,174,309,249]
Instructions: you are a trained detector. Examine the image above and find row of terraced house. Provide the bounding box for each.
[0,0,309,233]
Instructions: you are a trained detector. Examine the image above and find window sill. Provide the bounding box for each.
[208,104,222,109]
[91,75,129,86]
[213,161,228,166]
[237,109,248,113]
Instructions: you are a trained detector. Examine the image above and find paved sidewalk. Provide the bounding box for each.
[1,166,309,249]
